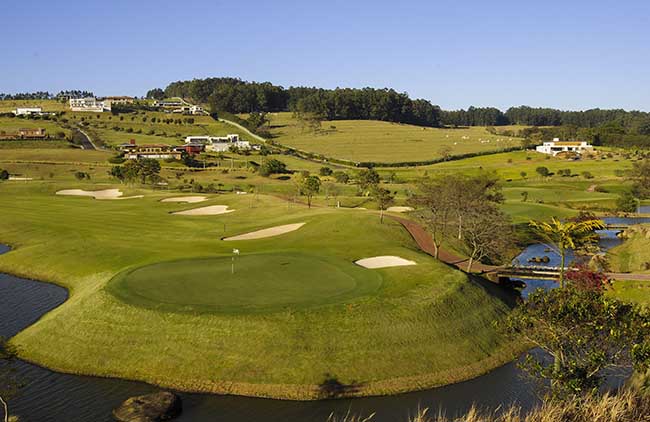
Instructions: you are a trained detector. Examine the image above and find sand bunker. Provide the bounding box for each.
[355,256,417,269]
[173,205,234,216]
[8,176,33,181]
[387,206,414,213]
[56,189,143,200]
[161,196,208,204]
[224,223,306,241]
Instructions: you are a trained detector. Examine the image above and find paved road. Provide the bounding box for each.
[73,128,96,150]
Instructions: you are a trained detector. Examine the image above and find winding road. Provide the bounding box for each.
[73,128,97,150]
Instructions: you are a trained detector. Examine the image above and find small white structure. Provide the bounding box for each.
[184,134,252,152]
[14,107,43,116]
[69,97,110,112]
[536,138,593,156]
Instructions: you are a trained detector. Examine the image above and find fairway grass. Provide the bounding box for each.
[0,182,522,399]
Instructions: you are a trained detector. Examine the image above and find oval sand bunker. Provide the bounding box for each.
[387,206,414,213]
[161,196,208,203]
[173,205,234,216]
[355,256,417,269]
[56,189,143,200]
[224,223,306,241]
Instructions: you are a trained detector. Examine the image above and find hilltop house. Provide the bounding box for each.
[184,134,253,152]
[119,141,182,160]
[69,97,110,112]
[101,96,134,107]
[536,138,593,156]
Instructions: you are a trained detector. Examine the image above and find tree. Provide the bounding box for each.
[410,177,455,259]
[146,88,165,100]
[333,171,349,184]
[258,159,287,177]
[520,191,529,202]
[319,167,333,177]
[504,285,650,398]
[529,217,605,287]
[460,204,511,272]
[630,160,650,199]
[438,145,453,161]
[0,170,8,181]
[372,186,394,223]
[299,175,321,208]
[536,166,550,178]
[108,165,125,182]
[357,168,380,192]
[617,190,638,213]
[520,171,527,179]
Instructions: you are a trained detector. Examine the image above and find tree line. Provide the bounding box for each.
[0,90,95,100]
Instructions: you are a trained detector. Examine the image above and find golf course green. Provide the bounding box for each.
[108,253,383,313]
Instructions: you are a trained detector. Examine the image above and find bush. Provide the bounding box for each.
[258,159,287,177]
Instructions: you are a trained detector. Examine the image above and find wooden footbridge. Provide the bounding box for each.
[486,265,567,283]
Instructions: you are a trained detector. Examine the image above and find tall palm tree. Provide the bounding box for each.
[529,217,605,287]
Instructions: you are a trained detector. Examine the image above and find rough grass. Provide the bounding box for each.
[329,387,650,421]
[0,182,521,399]
[265,112,523,163]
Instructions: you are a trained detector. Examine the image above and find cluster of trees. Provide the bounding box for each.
[410,173,510,270]
[153,77,442,127]
[441,106,650,130]
[291,88,442,127]
[441,107,509,126]
[0,90,95,100]
[108,159,163,185]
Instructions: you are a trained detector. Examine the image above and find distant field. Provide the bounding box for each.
[0,116,72,138]
[261,112,524,164]
[0,99,68,113]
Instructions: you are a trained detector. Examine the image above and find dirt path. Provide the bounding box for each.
[390,216,499,273]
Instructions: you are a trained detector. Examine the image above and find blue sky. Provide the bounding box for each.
[2,0,649,111]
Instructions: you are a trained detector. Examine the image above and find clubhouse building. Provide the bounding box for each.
[536,138,593,156]
[183,134,255,152]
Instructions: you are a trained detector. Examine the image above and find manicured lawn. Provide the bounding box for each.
[109,252,383,313]
[265,112,523,164]
[0,182,520,399]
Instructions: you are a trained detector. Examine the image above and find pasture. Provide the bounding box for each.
[263,112,524,164]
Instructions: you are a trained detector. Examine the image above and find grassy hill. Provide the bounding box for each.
[260,112,525,164]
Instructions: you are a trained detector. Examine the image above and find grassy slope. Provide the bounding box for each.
[0,182,520,399]
[0,99,68,113]
[69,111,247,147]
[0,116,71,138]
[265,112,523,163]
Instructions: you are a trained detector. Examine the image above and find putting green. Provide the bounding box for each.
[108,252,383,313]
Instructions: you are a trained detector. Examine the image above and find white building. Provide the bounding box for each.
[184,134,252,152]
[14,107,43,116]
[536,138,593,156]
[69,97,110,112]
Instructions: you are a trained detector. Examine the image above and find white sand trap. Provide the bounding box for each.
[387,206,414,213]
[355,256,417,269]
[173,205,234,216]
[224,223,306,241]
[8,176,33,181]
[161,196,208,204]
[56,189,143,200]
